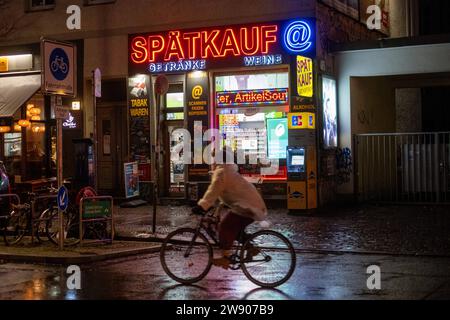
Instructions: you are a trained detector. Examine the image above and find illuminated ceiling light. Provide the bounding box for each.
[30,107,41,115]
[0,126,11,133]
[27,104,35,110]
[31,115,41,121]
[14,124,21,132]
[71,101,81,110]
[18,119,31,127]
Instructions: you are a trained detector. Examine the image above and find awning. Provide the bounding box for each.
[0,74,41,118]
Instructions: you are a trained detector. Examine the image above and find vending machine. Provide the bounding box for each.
[286,112,318,212]
[287,147,307,210]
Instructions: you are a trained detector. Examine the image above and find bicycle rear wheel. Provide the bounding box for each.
[3,210,27,246]
[240,230,296,288]
[160,228,213,285]
[46,210,80,246]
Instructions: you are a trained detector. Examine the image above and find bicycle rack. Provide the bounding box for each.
[0,194,20,242]
[79,196,114,247]
[30,194,57,244]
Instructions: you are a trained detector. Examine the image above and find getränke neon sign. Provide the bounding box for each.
[129,18,315,73]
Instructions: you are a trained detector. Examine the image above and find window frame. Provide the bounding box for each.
[27,0,56,12]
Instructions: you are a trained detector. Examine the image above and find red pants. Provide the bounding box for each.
[218,211,253,250]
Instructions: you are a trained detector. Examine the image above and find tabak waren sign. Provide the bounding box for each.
[129,18,315,74]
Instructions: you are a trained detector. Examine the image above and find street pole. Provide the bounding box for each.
[92,70,98,192]
[152,93,161,234]
[57,117,64,250]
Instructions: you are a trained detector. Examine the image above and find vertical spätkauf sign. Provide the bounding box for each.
[127,75,152,181]
[186,71,210,182]
[41,39,76,97]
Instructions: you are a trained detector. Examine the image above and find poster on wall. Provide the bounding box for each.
[321,0,359,19]
[360,0,390,35]
[124,162,140,198]
[127,75,151,182]
[322,76,338,149]
[267,118,288,159]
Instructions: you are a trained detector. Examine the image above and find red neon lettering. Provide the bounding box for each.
[201,30,220,58]
[164,31,186,61]
[241,26,260,55]
[148,35,165,62]
[131,36,148,64]
[260,25,278,54]
[183,32,201,59]
[220,29,241,57]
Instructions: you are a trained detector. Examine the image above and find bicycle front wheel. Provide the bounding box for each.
[46,210,80,246]
[160,228,213,285]
[3,210,27,246]
[240,230,296,288]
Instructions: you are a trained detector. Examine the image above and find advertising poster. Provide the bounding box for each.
[360,0,390,35]
[186,71,210,182]
[124,162,140,198]
[127,75,152,181]
[267,118,288,159]
[322,76,338,148]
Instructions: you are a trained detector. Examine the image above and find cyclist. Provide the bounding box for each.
[192,148,268,269]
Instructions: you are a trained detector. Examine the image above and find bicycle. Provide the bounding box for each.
[3,191,58,246]
[160,204,296,288]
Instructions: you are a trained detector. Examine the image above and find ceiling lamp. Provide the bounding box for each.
[27,104,35,110]
[31,115,41,121]
[14,124,21,132]
[18,119,31,127]
[0,126,11,133]
[30,107,41,115]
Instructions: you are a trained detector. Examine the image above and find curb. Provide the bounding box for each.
[0,244,162,265]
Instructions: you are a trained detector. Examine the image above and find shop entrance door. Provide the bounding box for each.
[162,120,185,197]
[97,104,128,196]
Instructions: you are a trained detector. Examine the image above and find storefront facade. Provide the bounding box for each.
[0,41,84,194]
[128,18,324,208]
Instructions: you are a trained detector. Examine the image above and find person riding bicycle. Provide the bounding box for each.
[192,147,268,269]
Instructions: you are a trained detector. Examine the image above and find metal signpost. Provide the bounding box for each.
[93,68,102,192]
[41,39,76,250]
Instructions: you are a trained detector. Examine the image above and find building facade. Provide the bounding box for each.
[0,0,411,207]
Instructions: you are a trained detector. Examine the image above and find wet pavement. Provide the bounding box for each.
[0,251,449,300]
[115,204,450,256]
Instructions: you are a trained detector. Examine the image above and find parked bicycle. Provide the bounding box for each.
[3,191,58,246]
[160,204,296,288]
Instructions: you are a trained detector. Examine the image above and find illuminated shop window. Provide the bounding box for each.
[216,72,289,92]
[166,92,184,109]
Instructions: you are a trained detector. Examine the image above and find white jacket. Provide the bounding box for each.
[198,164,268,221]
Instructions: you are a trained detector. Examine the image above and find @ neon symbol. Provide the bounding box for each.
[283,20,312,53]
